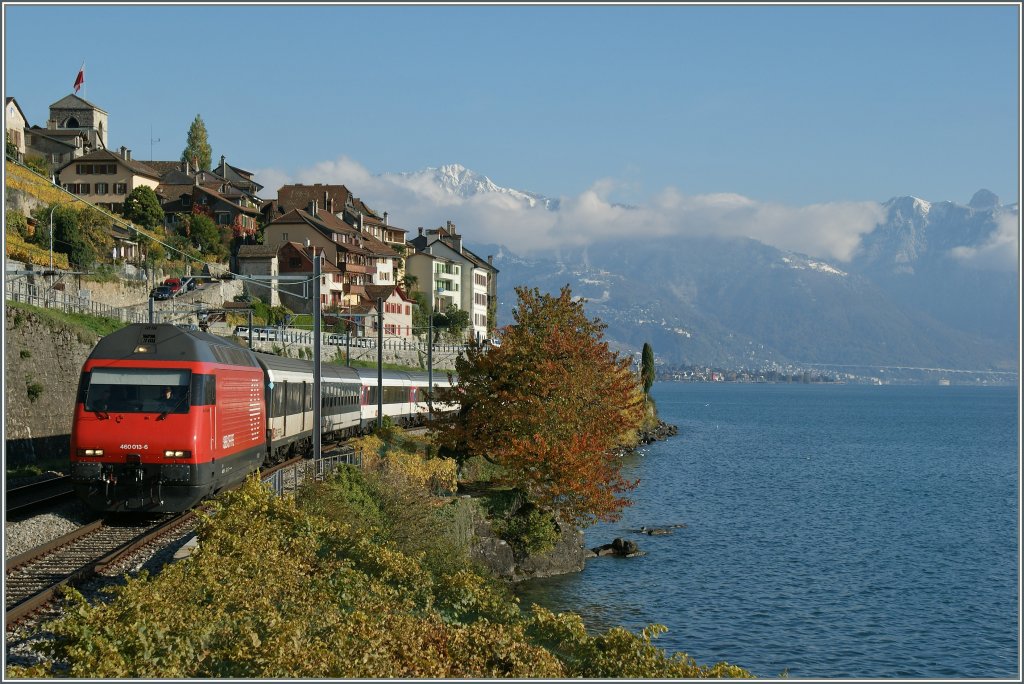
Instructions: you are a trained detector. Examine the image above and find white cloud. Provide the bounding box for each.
[949,211,1020,271]
[253,157,887,262]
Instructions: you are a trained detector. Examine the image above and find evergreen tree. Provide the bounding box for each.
[641,342,655,396]
[122,186,164,230]
[181,115,212,171]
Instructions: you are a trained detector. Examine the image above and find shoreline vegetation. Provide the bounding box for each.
[8,425,752,679]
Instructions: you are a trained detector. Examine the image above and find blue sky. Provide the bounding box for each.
[3,3,1020,259]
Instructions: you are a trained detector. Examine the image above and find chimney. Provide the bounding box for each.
[359,213,364,232]
[308,200,317,214]
[383,211,389,225]
[446,220,456,235]
[125,149,131,161]
[324,191,332,213]
[418,227,423,236]
[220,154,225,170]
[487,255,493,266]
[119,146,127,159]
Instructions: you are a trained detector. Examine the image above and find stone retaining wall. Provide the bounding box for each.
[4,305,96,467]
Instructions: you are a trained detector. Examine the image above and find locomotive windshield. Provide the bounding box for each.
[84,368,191,414]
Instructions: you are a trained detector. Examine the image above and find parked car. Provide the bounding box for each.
[183,277,197,291]
[483,338,502,348]
[151,286,172,301]
[163,278,182,296]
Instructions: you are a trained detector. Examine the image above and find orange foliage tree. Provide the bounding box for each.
[431,285,645,526]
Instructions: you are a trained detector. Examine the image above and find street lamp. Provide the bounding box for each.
[49,205,56,272]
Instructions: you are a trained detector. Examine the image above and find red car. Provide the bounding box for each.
[163,277,182,296]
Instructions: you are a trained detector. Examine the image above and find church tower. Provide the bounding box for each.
[47,94,108,151]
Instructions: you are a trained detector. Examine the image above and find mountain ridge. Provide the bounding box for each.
[387,163,1016,372]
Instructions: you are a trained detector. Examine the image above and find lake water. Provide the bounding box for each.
[514,382,1019,678]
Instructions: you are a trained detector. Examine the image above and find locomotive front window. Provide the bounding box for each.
[84,368,191,414]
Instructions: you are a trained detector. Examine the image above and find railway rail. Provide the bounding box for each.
[4,513,192,627]
[5,476,76,518]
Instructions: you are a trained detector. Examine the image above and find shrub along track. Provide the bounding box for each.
[4,445,362,630]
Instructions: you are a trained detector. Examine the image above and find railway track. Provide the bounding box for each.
[4,512,194,627]
[5,476,76,518]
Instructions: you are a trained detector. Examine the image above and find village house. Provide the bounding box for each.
[275,241,346,313]
[5,97,28,161]
[275,183,407,282]
[55,146,161,213]
[364,284,415,339]
[408,221,498,342]
[261,203,392,306]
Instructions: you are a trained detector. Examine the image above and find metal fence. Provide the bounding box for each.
[251,326,468,354]
[263,446,363,498]
[5,277,150,324]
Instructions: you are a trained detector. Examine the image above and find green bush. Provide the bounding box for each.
[26,380,43,403]
[493,504,561,556]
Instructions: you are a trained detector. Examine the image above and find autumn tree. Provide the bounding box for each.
[641,342,655,396]
[181,114,212,171]
[431,285,645,526]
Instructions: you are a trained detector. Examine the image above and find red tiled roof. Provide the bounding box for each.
[278,183,353,214]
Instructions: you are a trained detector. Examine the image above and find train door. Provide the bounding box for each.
[282,381,288,436]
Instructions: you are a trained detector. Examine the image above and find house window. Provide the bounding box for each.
[216,213,230,225]
[95,182,108,195]
[182,196,191,206]
[114,183,127,195]
[282,233,288,242]
[79,183,90,194]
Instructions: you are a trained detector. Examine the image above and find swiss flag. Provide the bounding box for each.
[73,64,84,93]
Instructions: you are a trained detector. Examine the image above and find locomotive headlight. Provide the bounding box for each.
[79,448,104,456]
[164,450,191,458]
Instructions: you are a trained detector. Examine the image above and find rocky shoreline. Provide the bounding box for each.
[637,419,679,444]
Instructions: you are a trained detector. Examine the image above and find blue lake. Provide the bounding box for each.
[514,382,1019,678]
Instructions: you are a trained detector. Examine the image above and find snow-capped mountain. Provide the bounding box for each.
[388,163,560,210]
[470,188,1017,372]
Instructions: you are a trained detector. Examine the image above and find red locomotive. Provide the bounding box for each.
[70,323,267,512]
[71,323,455,512]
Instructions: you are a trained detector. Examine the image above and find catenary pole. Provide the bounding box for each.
[427,287,433,421]
[377,296,384,430]
[313,249,323,458]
